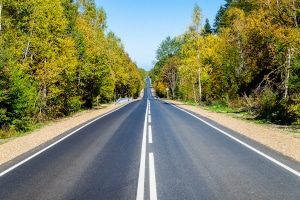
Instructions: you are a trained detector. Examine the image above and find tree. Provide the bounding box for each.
[214,5,226,33]
[213,0,233,33]
[202,18,212,36]
[150,36,182,98]
[189,4,203,103]
[0,0,144,136]
[161,56,180,99]
[156,36,182,61]
[61,0,78,33]
[159,0,300,124]
[0,1,2,37]
[75,1,113,108]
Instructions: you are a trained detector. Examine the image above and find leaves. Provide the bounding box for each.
[0,0,143,136]
[151,0,300,124]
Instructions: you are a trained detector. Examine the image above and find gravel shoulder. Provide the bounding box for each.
[1,98,299,166]
[167,100,300,162]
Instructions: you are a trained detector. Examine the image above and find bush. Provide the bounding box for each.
[287,95,300,125]
[253,88,295,124]
[255,88,279,119]
[0,125,17,139]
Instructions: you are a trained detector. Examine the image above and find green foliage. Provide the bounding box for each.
[202,18,212,36]
[0,0,143,138]
[253,88,281,122]
[205,103,237,113]
[155,36,183,62]
[288,95,300,125]
[6,67,36,130]
[150,36,183,97]
[152,0,300,125]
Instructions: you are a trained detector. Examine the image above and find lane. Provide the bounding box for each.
[149,98,300,199]
[0,93,148,200]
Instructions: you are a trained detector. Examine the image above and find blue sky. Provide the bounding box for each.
[95,0,226,71]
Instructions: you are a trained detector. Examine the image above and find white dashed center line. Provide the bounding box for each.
[149,152,157,200]
[136,99,158,200]
[148,125,153,144]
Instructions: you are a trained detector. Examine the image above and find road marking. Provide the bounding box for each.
[0,103,130,177]
[149,153,158,200]
[169,102,300,177]
[148,114,151,123]
[148,125,153,144]
[136,99,149,200]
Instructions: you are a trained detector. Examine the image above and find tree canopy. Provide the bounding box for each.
[150,1,300,125]
[0,0,143,137]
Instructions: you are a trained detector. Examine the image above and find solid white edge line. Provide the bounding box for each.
[136,99,149,200]
[0,103,130,177]
[165,101,300,177]
[149,153,158,200]
[148,125,152,144]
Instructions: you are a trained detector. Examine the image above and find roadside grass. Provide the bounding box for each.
[204,103,240,113]
[0,121,48,141]
[179,100,198,106]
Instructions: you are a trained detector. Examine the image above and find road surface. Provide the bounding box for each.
[0,77,299,199]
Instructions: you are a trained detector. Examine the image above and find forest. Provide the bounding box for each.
[0,0,145,138]
[150,0,300,125]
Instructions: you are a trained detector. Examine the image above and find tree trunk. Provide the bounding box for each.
[198,65,201,103]
[77,69,81,96]
[23,8,37,63]
[171,70,176,99]
[284,48,292,99]
[197,45,201,104]
[42,83,47,113]
[0,2,2,36]
[237,37,245,77]
[192,78,196,103]
[291,0,298,28]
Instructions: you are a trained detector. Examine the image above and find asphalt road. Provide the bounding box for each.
[0,77,300,200]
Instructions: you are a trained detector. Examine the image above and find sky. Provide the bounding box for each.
[95,0,226,71]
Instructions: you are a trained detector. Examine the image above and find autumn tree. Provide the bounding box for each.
[211,0,300,123]
[150,36,182,97]
[177,4,204,103]
[172,0,300,124]
[0,0,143,137]
[161,56,181,99]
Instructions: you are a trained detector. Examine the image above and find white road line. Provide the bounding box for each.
[0,103,130,177]
[136,99,149,200]
[149,153,158,200]
[169,103,300,177]
[148,125,153,144]
[148,114,151,123]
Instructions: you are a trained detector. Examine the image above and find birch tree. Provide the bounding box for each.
[161,56,180,99]
[190,4,203,103]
